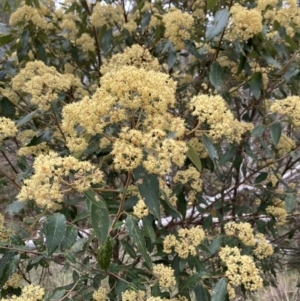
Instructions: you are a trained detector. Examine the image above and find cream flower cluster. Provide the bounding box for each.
[219,246,263,297]
[0,214,14,242]
[253,234,274,259]
[91,2,124,29]
[190,94,253,143]
[276,133,296,156]
[163,9,194,50]
[122,290,146,301]
[3,273,23,289]
[0,285,45,301]
[153,264,176,289]
[12,61,74,111]
[0,117,17,144]
[227,4,263,41]
[266,198,287,225]
[173,166,202,192]
[93,287,107,301]
[270,96,300,126]
[133,199,149,219]
[76,33,95,53]
[224,222,256,246]
[17,152,103,209]
[100,45,160,75]
[163,226,205,258]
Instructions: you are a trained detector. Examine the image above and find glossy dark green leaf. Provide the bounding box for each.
[0,252,20,288]
[219,145,237,165]
[60,225,78,251]
[26,130,51,146]
[0,97,15,118]
[142,215,156,243]
[285,35,298,50]
[34,38,47,63]
[206,9,229,41]
[0,34,14,46]
[5,201,25,215]
[102,28,113,53]
[249,72,262,100]
[181,272,207,291]
[86,190,109,244]
[211,278,227,301]
[187,142,202,172]
[133,166,160,219]
[45,288,66,301]
[251,125,265,137]
[208,237,221,255]
[271,121,282,147]
[126,216,153,269]
[254,172,268,184]
[202,134,219,161]
[140,10,151,29]
[285,194,296,213]
[43,213,66,255]
[209,61,224,91]
[97,238,112,270]
[16,110,38,127]
[17,28,30,63]
[194,284,210,301]
[185,40,201,59]
[167,46,177,70]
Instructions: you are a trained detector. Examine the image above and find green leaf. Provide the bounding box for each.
[194,284,210,301]
[46,288,66,301]
[126,216,153,269]
[0,97,15,118]
[167,44,177,70]
[249,72,262,100]
[133,166,160,220]
[211,278,227,301]
[209,61,224,91]
[0,34,15,46]
[202,134,219,161]
[0,23,9,34]
[186,143,202,172]
[254,172,268,184]
[5,201,25,215]
[142,215,156,243]
[206,9,229,41]
[16,110,38,127]
[207,0,218,10]
[34,38,47,63]
[86,190,109,244]
[97,238,112,270]
[271,121,282,147]
[17,28,30,63]
[102,28,113,53]
[181,272,207,291]
[208,237,221,254]
[219,145,237,166]
[0,252,20,288]
[251,125,265,137]
[184,40,201,59]
[43,213,66,255]
[285,35,298,50]
[140,10,151,30]
[285,194,296,213]
[60,225,78,251]
[26,130,51,146]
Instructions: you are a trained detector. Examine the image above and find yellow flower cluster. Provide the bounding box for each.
[122,290,146,301]
[133,199,149,219]
[224,222,256,246]
[163,226,205,258]
[0,214,14,242]
[257,0,278,11]
[76,33,95,53]
[9,5,48,29]
[0,284,45,301]
[173,166,202,192]
[188,138,208,158]
[93,287,107,301]
[266,198,287,225]
[276,133,296,156]
[153,264,176,289]
[228,4,263,40]
[12,61,71,111]
[190,95,253,143]
[147,298,187,301]
[0,117,17,144]
[3,273,23,289]
[253,233,274,259]
[100,45,160,75]
[91,2,124,29]
[18,142,50,157]
[162,9,194,50]
[60,12,79,38]
[219,246,263,293]
[191,0,205,21]
[270,96,300,126]
[17,152,103,209]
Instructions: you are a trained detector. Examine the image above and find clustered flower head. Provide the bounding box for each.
[0,117,17,144]
[12,61,86,111]
[173,166,202,192]
[224,222,256,246]
[0,214,14,242]
[76,33,96,53]
[0,284,45,301]
[227,4,263,40]
[270,96,300,127]
[153,264,176,289]
[219,246,263,298]
[163,226,205,258]
[266,198,287,225]
[276,134,296,156]
[163,9,194,50]
[133,199,149,219]
[101,45,161,75]
[253,233,274,259]
[122,290,146,301]
[190,94,253,143]
[17,152,103,209]
[3,273,23,289]
[93,287,107,301]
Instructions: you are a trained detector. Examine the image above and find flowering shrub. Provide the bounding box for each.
[0,0,300,300]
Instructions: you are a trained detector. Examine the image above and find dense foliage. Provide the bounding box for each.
[0,0,300,300]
